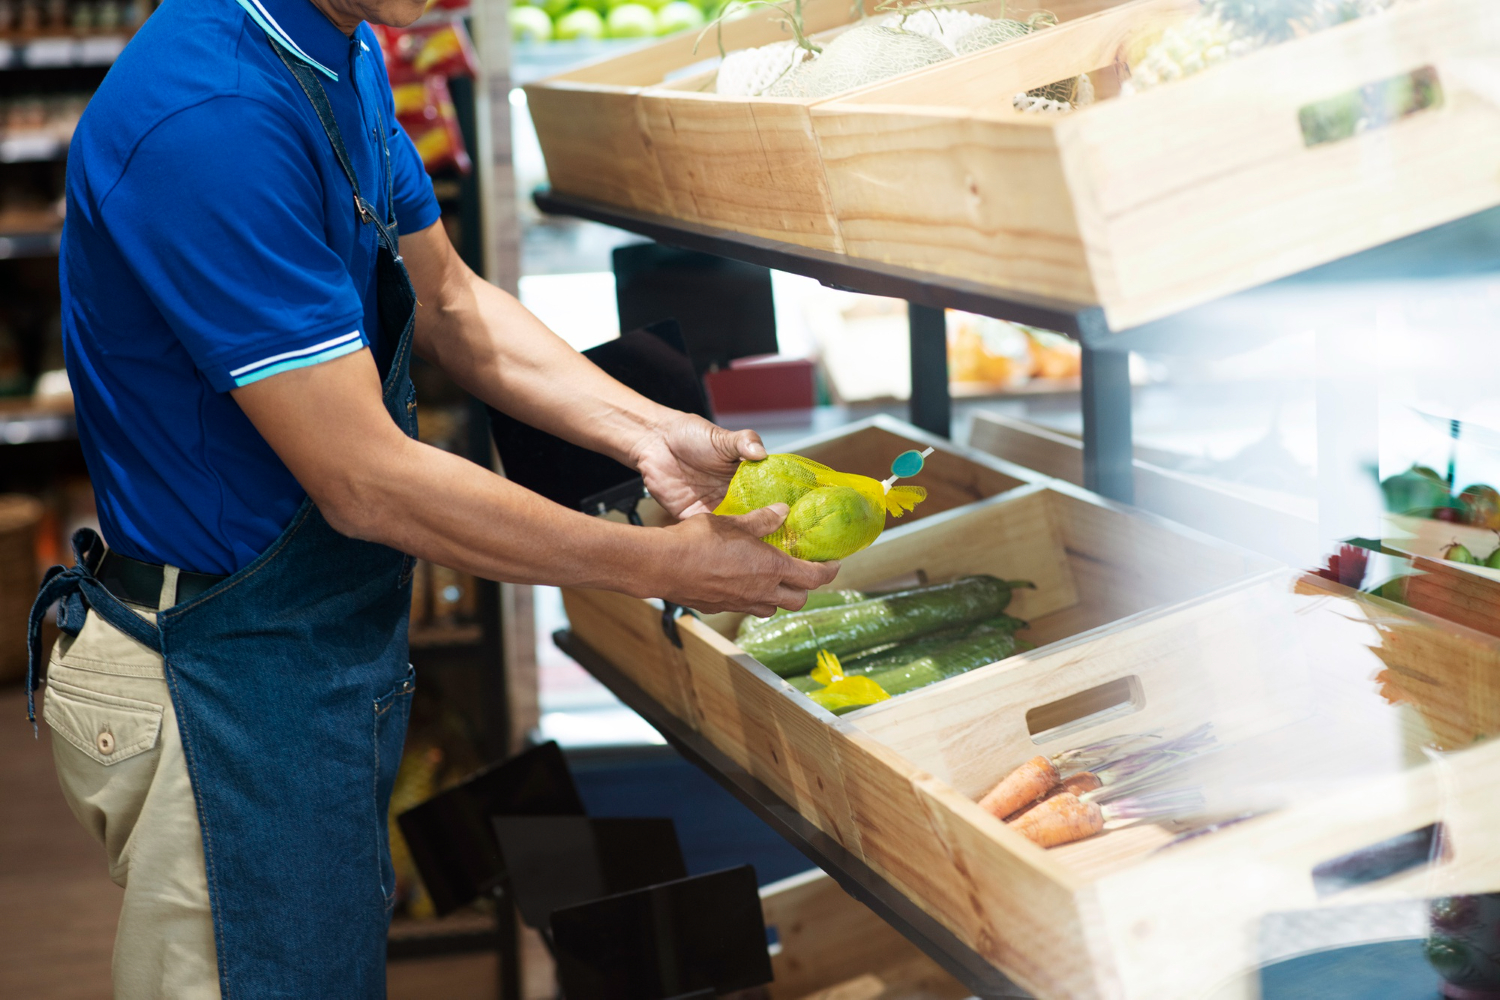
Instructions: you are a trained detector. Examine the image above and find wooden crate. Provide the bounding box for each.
[831,572,1500,998]
[968,410,1321,566]
[525,0,1126,250]
[564,478,1277,849]
[810,0,1500,329]
[1355,512,1500,644]
[761,870,969,1000]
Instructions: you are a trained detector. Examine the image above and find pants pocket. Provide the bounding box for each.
[373,665,416,907]
[44,676,164,766]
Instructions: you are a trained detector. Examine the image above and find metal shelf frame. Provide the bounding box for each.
[554,627,1034,999]
[532,188,1136,504]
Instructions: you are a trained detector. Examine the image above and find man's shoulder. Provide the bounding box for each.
[72,1,311,202]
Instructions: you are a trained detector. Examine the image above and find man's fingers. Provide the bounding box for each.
[774,586,810,612]
[735,429,767,462]
[728,503,789,537]
[785,557,841,590]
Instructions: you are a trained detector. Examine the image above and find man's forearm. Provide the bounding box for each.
[406,226,671,466]
[340,428,672,594]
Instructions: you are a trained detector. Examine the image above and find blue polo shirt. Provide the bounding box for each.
[62,0,441,576]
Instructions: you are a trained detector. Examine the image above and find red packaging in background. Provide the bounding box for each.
[392,75,472,174]
[374,20,478,85]
[703,356,816,415]
[423,0,471,10]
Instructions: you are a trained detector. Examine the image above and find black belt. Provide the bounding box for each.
[96,550,227,608]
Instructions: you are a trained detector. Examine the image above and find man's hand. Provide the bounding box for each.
[231,349,834,616]
[632,412,767,518]
[659,504,841,616]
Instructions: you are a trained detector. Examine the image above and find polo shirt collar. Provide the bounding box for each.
[233,0,351,82]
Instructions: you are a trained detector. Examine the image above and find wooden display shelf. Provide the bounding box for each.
[811,0,1500,330]
[564,556,1500,998]
[525,0,1125,252]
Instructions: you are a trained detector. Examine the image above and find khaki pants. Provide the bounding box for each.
[43,567,220,999]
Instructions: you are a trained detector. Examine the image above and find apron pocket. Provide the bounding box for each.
[44,678,163,766]
[374,665,416,906]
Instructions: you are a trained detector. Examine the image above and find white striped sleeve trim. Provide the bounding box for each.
[230,331,364,386]
[229,331,362,378]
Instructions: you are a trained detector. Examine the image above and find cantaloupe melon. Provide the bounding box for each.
[882,7,992,52]
[952,16,1032,55]
[765,23,953,98]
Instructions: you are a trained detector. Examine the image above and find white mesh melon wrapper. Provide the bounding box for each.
[1013,70,1094,114]
[714,6,999,97]
[715,39,813,97]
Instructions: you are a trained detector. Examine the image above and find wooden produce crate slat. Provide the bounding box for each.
[811,0,1500,330]
[526,0,1129,250]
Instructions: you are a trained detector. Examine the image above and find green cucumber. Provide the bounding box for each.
[842,615,1026,673]
[736,588,867,641]
[787,616,1025,694]
[740,575,1023,677]
[866,629,1024,697]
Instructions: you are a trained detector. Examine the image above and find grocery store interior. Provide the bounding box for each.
[3,0,1500,998]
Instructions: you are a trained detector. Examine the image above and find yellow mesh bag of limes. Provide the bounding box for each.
[713,448,932,561]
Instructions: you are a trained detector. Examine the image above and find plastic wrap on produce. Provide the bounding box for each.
[739,575,1017,677]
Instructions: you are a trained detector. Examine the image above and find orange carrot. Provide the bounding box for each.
[1009,792,1105,848]
[978,755,1058,819]
[1004,771,1103,822]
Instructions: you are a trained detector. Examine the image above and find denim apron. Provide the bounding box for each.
[28,29,420,999]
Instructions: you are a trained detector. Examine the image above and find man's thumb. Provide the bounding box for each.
[731,503,789,537]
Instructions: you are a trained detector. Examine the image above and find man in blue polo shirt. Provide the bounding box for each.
[31,0,837,995]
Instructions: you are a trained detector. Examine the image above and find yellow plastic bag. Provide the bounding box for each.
[713,454,926,561]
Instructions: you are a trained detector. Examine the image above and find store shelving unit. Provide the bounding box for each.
[533,169,1500,995]
[533,187,1134,501]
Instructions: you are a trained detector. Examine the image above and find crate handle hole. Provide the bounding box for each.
[1299,65,1443,148]
[1311,822,1449,897]
[1026,675,1144,745]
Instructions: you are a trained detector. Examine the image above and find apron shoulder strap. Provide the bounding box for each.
[266,34,402,250]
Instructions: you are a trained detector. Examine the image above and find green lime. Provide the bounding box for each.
[555,7,605,38]
[510,5,554,41]
[606,3,656,36]
[655,0,705,31]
